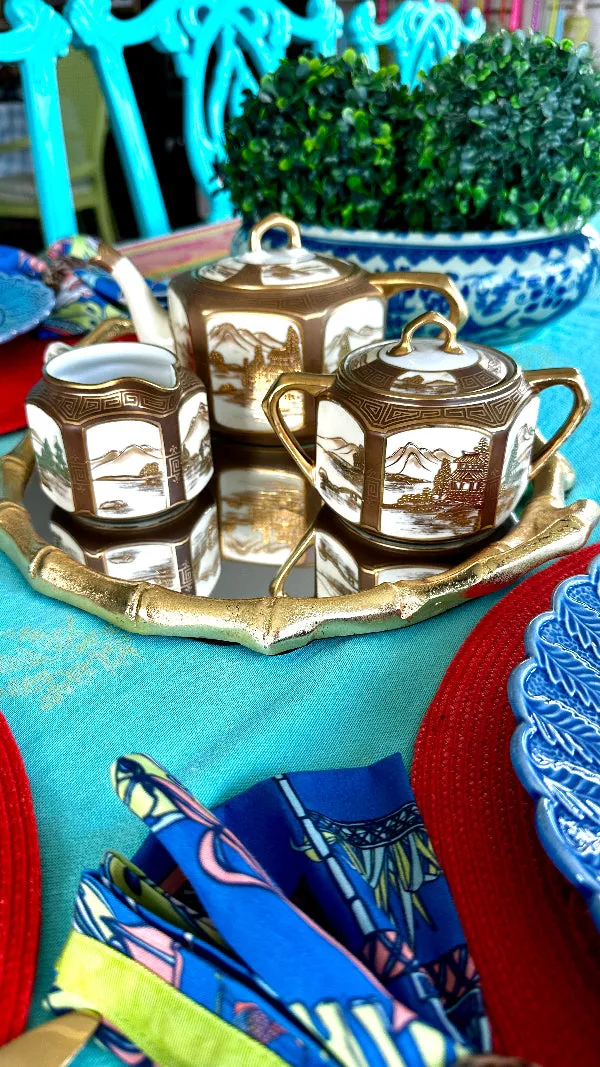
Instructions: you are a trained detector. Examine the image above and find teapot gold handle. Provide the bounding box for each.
[262,372,335,485]
[524,367,591,479]
[369,271,469,329]
[249,213,302,253]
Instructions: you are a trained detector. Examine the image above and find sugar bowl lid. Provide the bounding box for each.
[195,213,358,290]
[340,311,515,400]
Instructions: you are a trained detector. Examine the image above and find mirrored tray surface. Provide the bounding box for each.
[1,433,598,653]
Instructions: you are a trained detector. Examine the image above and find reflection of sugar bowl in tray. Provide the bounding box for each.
[264,309,590,548]
[271,507,500,598]
[25,342,213,525]
[90,213,467,443]
[49,489,221,596]
[213,444,321,566]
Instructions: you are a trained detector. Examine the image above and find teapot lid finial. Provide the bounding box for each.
[195,212,353,288]
[249,214,303,253]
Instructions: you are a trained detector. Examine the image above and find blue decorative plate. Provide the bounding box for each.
[0,270,55,343]
[509,552,600,930]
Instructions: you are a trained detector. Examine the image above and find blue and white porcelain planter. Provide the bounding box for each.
[297,224,600,344]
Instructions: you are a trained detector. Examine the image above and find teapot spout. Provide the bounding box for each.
[91,243,175,355]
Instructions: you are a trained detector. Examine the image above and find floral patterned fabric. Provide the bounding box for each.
[52,754,488,1066]
[0,238,168,340]
[41,236,168,338]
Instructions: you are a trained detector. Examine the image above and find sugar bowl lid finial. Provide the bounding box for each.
[390,310,465,358]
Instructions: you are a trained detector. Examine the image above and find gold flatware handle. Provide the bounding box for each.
[0,1012,100,1067]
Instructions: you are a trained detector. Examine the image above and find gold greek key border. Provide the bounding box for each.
[1,320,598,654]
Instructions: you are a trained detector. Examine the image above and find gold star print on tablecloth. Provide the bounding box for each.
[0,615,142,712]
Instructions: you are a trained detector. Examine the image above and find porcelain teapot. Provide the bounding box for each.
[89,214,467,444]
[263,309,590,547]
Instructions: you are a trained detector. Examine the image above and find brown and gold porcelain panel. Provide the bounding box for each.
[167,215,468,443]
[214,444,321,565]
[170,265,381,443]
[26,343,213,524]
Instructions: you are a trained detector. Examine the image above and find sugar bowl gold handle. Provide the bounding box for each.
[262,372,335,485]
[524,368,591,479]
[249,213,302,253]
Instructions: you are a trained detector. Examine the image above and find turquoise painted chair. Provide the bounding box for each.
[0,0,76,244]
[58,0,482,236]
[64,0,343,235]
[347,0,485,88]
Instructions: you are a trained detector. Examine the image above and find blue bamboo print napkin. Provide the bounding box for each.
[52,753,489,1066]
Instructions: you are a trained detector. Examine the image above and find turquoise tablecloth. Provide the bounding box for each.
[1,293,599,1064]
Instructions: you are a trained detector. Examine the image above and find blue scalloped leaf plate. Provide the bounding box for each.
[509,553,600,930]
[0,270,55,343]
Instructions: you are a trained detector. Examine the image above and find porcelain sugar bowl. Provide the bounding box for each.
[263,310,590,547]
[89,213,467,444]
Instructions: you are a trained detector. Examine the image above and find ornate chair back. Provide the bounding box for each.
[64,0,342,235]
[347,0,485,89]
[0,0,76,243]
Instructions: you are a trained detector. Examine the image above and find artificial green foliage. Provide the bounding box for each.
[220,50,412,230]
[401,30,600,231]
[221,33,600,233]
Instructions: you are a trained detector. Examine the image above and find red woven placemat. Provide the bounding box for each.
[0,712,40,1045]
[0,334,48,435]
[411,544,600,1066]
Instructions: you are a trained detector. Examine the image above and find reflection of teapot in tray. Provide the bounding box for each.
[213,444,321,565]
[50,490,221,597]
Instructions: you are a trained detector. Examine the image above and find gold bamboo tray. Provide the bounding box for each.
[1,426,598,654]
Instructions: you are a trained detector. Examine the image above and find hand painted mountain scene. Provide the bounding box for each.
[260,255,340,285]
[104,542,180,589]
[85,419,169,519]
[314,530,447,596]
[26,404,74,512]
[208,312,303,433]
[495,397,538,524]
[381,426,492,541]
[323,297,385,372]
[315,401,365,523]
[197,257,244,283]
[393,369,459,396]
[178,391,212,499]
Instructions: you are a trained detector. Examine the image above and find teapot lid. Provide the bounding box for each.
[195,213,357,290]
[341,311,515,400]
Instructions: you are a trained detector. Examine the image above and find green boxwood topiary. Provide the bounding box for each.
[221,32,600,233]
[219,50,412,231]
[400,30,600,231]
